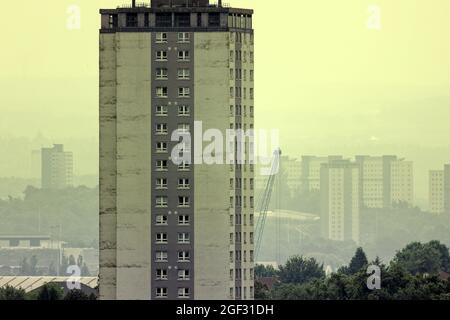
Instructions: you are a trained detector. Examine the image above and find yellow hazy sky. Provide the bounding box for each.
[0,0,449,198]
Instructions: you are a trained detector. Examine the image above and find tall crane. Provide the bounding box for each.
[254,148,281,261]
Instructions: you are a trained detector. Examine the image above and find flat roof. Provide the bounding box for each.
[0,277,98,293]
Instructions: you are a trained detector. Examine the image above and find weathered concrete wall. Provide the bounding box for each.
[194,32,230,300]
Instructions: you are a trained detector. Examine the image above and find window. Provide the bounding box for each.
[155,13,172,27]
[177,68,190,80]
[178,288,190,299]
[175,13,191,27]
[126,13,138,27]
[156,251,168,262]
[156,68,168,80]
[250,196,254,208]
[177,123,190,133]
[156,287,168,298]
[178,105,190,116]
[230,233,234,244]
[156,233,168,244]
[249,106,254,118]
[178,196,190,207]
[156,87,168,98]
[250,88,254,100]
[178,178,190,189]
[250,51,254,63]
[155,123,168,135]
[230,87,234,98]
[230,69,234,80]
[156,105,168,116]
[156,178,167,190]
[178,87,190,98]
[250,232,254,244]
[250,250,254,262]
[156,160,168,171]
[108,14,118,28]
[250,178,254,190]
[250,70,254,82]
[178,232,190,244]
[156,269,168,280]
[156,51,168,61]
[178,251,190,262]
[178,269,190,281]
[178,32,190,43]
[178,50,190,61]
[229,251,234,263]
[156,32,168,43]
[178,215,190,226]
[156,196,168,208]
[156,142,168,153]
[156,215,168,225]
[178,162,190,171]
[208,13,220,27]
[230,50,234,62]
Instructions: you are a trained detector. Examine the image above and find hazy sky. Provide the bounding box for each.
[0,0,449,200]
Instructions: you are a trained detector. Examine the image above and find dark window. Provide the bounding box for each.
[175,13,191,27]
[197,13,202,27]
[109,14,118,28]
[9,239,19,247]
[208,13,220,27]
[30,239,41,247]
[144,13,150,27]
[126,13,138,27]
[156,13,172,27]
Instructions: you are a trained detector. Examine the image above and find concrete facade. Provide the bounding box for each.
[99,1,254,300]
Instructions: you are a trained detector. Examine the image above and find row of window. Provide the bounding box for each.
[230,178,254,190]
[156,196,190,208]
[230,214,255,227]
[230,68,254,82]
[156,287,189,299]
[156,160,190,171]
[230,87,254,99]
[230,268,254,281]
[156,214,190,226]
[156,32,190,43]
[156,250,190,262]
[156,105,190,116]
[230,50,254,63]
[230,105,254,117]
[156,178,190,189]
[155,123,190,135]
[229,250,254,263]
[230,196,254,208]
[156,87,191,98]
[156,269,190,281]
[156,68,191,80]
[156,50,190,61]
[229,232,254,245]
[230,286,254,300]
[156,232,190,244]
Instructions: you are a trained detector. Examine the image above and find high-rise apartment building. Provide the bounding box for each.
[99,0,254,300]
[355,155,413,208]
[41,144,73,189]
[300,155,343,192]
[429,165,450,215]
[320,160,360,244]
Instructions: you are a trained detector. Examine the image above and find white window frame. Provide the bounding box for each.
[156,105,168,116]
[156,269,168,281]
[156,287,168,298]
[156,32,168,43]
[178,163,190,171]
[156,87,168,98]
[156,142,168,153]
[155,123,168,135]
[156,251,168,262]
[178,32,190,43]
[156,232,168,244]
[178,215,190,226]
[156,178,168,190]
[178,178,190,189]
[178,251,190,262]
[177,269,190,281]
[156,215,168,225]
[178,50,190,61]
[156,160,168,171]
[177,232,190,244]
[178,87,190,98]
[178,105,190,116]
[178,287,190,299]
[177,68,190,80]
[156,68,168,80]
[178,196,190,208]
[156,50,168,61]
[156,196,168,208]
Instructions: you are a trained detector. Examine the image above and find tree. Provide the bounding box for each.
[254,281,271,300]
[64,289,89,300]
[0,286,26,300]
[36,284,63,300]
[392,242,443,275]
[346,247,368,275]
[254,264,277,278]
[278,256,325,285]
